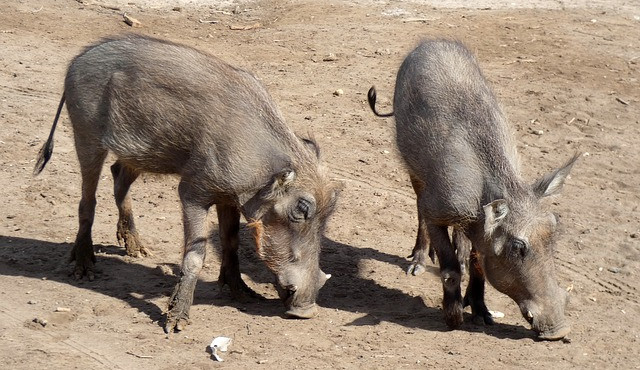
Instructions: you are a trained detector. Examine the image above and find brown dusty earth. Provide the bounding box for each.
[1,0,639,368]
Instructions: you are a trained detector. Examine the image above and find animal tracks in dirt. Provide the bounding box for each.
[328,163,415,201]
[0,302,122,369]
[557,257,639,304]
[0,84,58,102]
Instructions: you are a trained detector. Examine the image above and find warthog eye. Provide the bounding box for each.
[511,238,529,258]
[289,197,315,223]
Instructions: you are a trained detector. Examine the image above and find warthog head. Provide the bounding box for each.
[247,141,339,318]
[477,155,579,340]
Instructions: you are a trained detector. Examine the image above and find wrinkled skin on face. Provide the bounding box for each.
[478,200,570,340]
[248,169,339,318]
[474,152,579,340]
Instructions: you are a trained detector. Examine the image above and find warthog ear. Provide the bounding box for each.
[483,199,509,240]
[240,169,296,219]
[264,169,296,199]
[301,137,321,158]
[533,153,580,198]
[277,169,296,187]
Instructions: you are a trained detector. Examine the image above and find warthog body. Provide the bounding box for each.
[368,39,578,340]
[34,35,339,332]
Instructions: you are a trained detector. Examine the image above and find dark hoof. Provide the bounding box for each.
[463,295,494,325]
[228,282,262,301]
[471,312,495,326]
[71,264,95,281]
[444,302,464,329]
[218,270,261,301]
[70,251,96,281]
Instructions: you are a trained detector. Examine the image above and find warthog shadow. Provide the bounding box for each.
[0,228,533,340]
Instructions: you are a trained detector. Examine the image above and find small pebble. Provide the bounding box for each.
[55,307,71,312]
[27,300,37,305]
[333,89,344,96]
[33,317,47,327]
[323,53,338,61]
[123,13,142,28]
[630,232,638,239]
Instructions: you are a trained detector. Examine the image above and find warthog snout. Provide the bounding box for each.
[276,268,331,319]
[519,287,571,340]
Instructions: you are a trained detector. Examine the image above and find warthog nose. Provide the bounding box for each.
[285,303,318,319]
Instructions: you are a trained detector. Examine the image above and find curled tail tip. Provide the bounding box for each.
[367,86,377,111]
[367,85,393,117]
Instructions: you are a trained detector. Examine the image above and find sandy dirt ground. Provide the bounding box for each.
[1,0,639,368]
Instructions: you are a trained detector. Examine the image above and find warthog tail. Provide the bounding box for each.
[34,93,66,175]
[367,86,393,117]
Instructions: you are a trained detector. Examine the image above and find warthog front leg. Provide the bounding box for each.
[216,204,259,299]
[428,224,463,329]
[111,161,151,258]
[165,182,208,333]
[463,248,494,325]
[452,228,470,276]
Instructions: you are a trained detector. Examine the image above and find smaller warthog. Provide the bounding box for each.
[34,35,339,332]
[368,39,578,340]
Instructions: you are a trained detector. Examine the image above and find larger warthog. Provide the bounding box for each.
[34,35,339,332]
[368,39,578,340]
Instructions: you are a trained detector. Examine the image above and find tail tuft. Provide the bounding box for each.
[33,93,66,176]
[33,141,54,176]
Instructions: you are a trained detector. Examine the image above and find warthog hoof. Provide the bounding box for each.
[71,262,95,281]
[471,311,495,326]
[116,226,152,258]
[444,301,464,329]
[70,238,96,281]
[406,261,426,276]
[218,267,261,301]
[165,290,192,333]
